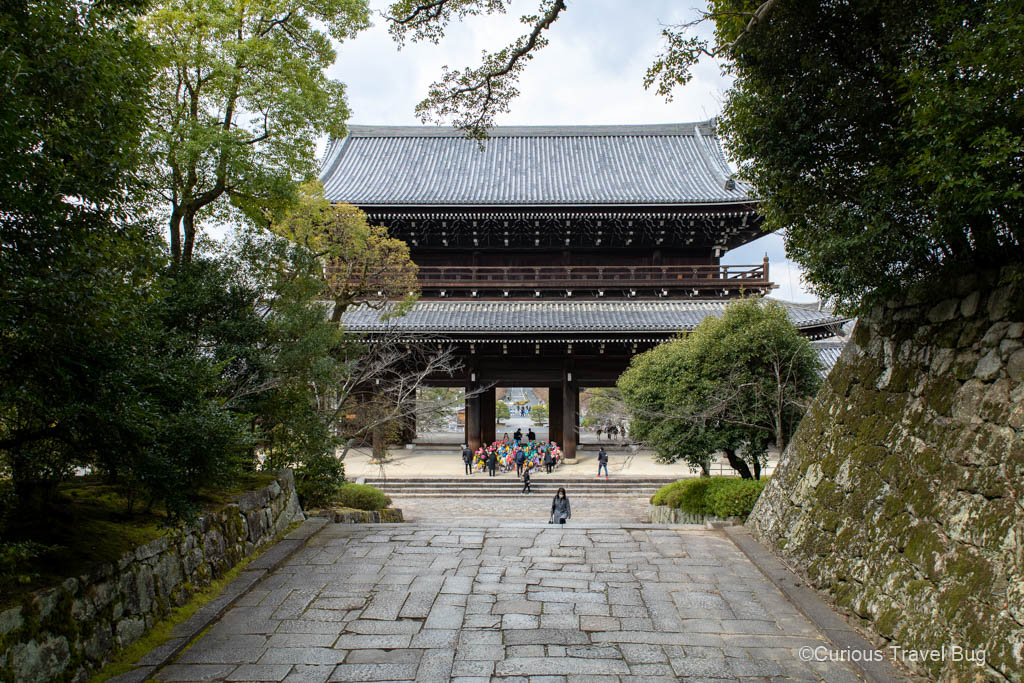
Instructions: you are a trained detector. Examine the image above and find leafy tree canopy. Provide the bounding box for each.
[618,299,821,478]
[142,0,371,262]
[0,0,159,507]
[386,0,1024,308]
[710,0,1024,309]
[270,185,419,322]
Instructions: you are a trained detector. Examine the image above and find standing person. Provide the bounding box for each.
[514,428,523,445]
[543,450,554,474]
[462,444,473,475]
[521,465,532,494]
[595,426,603,440]
[487,449,497,477]
[550,487,571,525]
[597,446,609,478]
[515,447,525,477]
[527,428,536,442]
[609,425,619,440]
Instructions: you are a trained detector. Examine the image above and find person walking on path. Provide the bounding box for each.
[543,450,554,474]
[597,447,609,478]
[521,466,532,494]
[550,487,571,524]
[462,444,473,475]
[515,447,525,477]
[487,449,497,477]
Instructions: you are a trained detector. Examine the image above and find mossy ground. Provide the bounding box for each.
[1,472,279,610]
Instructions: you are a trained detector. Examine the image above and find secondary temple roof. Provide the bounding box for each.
[319,122,753,206]
[341,300,845,337]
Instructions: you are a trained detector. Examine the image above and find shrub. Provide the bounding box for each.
[0,541,54,590]
[650,477,767,519]
[650,480,688,505]
[709,479,767,519]
[335,483,391,511]
[294,453,345,508]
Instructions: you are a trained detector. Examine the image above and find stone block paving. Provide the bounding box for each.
[156,523,862,682]
[393,496,651,523]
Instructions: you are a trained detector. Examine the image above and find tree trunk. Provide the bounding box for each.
[169,209,183,264]
[753,458,761,480]
[372,424,387,462]
[183,209,197,263]
[723,448,753,479]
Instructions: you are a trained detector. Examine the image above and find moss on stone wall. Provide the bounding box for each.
[0,471,303,683]
[748,266,1024,681]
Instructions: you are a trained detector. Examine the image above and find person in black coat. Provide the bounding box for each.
[461,444,473,475]
[514,447,525,477]
[597,447,609,478]
[513,428,523,445]
[543,450,554,474]
[487,449,497,477]
[521,466,532,494]
[527,428,536,442]
[550,487,571,524]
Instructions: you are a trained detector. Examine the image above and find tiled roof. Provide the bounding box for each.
[319,122,754,206]
[341,300,847,335]
[811,340,849,376]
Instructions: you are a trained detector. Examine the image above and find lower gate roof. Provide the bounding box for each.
[340,300,847,338]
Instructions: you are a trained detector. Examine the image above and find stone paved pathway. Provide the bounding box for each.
[393,496,651,523]
[155,522,863,682]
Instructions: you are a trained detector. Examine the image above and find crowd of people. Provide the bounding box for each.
[462,435,562,479]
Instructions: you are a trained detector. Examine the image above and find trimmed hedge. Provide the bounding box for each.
[650,477,767,519]
[334,483,392,511]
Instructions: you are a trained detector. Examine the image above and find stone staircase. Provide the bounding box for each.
[358,475,678,498]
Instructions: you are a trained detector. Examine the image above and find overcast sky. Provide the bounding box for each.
[324,0,815,302]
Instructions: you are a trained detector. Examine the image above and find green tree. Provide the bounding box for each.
[0,0,158,509]
[619,299,821,478]
[496,401,511,421]
[271,185,419,322]
[142,0,371,262]
[529,404,548,424]
[384,0,1023,308]
[706,0,1024,309]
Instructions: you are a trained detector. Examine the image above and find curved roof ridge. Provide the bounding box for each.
[344,121,711,138]
[319,121,755,206]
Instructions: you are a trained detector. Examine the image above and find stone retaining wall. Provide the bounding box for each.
[747,267,1023,680]
[0,470,304,682]
[314,507,404,523]
[647,504,732,525]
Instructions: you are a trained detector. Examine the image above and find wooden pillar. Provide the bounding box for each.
[562,364,578,462]
[548,386,563,448]
[465,380,482,452]
[481,386,496,445]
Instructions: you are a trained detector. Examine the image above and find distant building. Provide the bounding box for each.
[320,122,847,457]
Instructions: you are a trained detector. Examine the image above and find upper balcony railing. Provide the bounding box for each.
[414,259,775,298]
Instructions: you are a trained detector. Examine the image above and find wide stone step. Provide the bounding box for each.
[360,479,679,483]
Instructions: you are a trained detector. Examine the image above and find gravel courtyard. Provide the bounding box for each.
[153,522,866,682]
